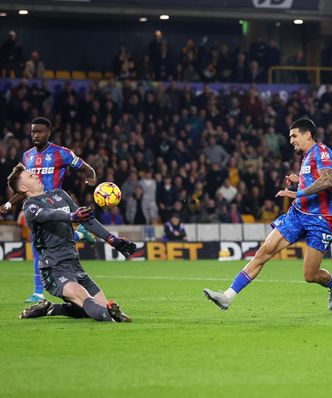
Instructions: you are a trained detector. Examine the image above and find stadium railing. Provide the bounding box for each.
[268,65,332,85]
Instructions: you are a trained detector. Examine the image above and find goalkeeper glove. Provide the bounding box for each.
[107,235,137,258]
[70,206,94,222]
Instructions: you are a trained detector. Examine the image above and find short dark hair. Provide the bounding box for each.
[289,117,317,139]
[7,163,26,194]
[30,117,52,130]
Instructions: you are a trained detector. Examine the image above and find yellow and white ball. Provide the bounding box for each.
[94,182,122,208]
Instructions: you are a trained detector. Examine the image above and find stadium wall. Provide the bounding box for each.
[0,223,329,261]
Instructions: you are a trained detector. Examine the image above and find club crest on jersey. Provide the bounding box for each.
[53,194,62,202]
[321,151,330,160]
[45,154,52,161]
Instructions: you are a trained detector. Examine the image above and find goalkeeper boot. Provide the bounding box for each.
[203,288,230,311]
[107,300,131,322]
[20,299,53,319]
[76,224,96,246]
[328,288,332,311]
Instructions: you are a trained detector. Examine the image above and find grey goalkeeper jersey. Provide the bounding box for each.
[23,189,110,269]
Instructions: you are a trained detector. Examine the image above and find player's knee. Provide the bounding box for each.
[304,272,319,283]
[63,282,91,306]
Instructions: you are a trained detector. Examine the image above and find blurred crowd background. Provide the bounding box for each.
[1,19,332,226]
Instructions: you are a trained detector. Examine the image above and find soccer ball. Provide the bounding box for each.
[93,182,122,208]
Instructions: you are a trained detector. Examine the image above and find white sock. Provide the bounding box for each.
[224,288,237,302]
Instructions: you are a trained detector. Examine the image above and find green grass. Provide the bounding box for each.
[1,259,332,398]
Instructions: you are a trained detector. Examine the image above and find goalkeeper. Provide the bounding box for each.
[8,163,137,322]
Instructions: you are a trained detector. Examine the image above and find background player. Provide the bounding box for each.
[0,117,97,303]
[7,163,136,322]
[204,118,332,312]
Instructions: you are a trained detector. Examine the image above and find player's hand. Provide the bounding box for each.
[275,189,296,199]
[85,178,97,186]
[70,206,94,222]
[107,235,137,258]
[285,173,299,187]
[0,205,10,216]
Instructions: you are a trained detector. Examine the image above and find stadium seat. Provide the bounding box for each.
[55,70,71,79]
[242,214,256,223]
[88,71,103,80]
[72,71,87,80]
[104,71,115,79]
[43,70,55,79]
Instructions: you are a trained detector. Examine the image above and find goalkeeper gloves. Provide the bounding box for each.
[107,234,137,258]
[70,206,94,222]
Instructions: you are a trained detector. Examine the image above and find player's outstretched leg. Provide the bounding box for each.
[25,243,44,303]
[74,224,96,245]
[203,270,252,311]
[19,300,90,319]
[203,229,290,312]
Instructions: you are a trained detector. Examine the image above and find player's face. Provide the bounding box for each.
[289,128,310,154]
[31,124,51,147]
[18,170,43,194]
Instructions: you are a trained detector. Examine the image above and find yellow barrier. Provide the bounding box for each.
[268,65,332,85]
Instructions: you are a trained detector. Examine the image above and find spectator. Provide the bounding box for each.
[164,213,187,241]
[126,185,157,225]
[23,51,45,79]
[1,31,23,78]
[157,175,178,222]
[203,135,229,166]
[259,199,279,223]
[216,178,237,203]
[287,48,309,84]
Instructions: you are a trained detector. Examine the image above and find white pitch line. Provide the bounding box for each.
[94,275,305,284]
[0,272,305,284]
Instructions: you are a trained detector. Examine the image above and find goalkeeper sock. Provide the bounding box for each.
[47,303,89,318]
[83,298,113,322]
[225,271,252,301]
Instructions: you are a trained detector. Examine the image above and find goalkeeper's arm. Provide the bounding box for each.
[82,218,137,258]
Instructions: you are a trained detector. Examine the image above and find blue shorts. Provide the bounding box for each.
[272,206,332,253]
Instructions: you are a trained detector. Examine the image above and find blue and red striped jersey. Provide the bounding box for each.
[22,143,83,191]
[293,143,332,215]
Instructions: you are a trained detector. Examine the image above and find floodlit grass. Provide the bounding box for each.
[1,259,332,398]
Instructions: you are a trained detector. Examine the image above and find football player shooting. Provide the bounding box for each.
[8,163,136,322]
[204,117,332,312]
[0,117,97,303]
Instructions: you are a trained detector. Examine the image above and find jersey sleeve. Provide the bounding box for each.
[58,147,83,170]
[316,145,332,171]
[23,200,71,224]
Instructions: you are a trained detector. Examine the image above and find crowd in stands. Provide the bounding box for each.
[1,77,332,226]
[2,28,332,83]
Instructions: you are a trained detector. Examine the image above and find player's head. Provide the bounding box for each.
[8,163,43,196]
[289,117,317,154]
[30,117,52,148]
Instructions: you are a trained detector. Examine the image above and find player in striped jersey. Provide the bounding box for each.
[204,118,332,312]
[0,117,97,302]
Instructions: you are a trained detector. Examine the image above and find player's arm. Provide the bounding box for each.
[297,168,332,197]
[24,202,93,224]
[80,161,97,186]
[59,189,136,258]
[60,147,96,186]
[0,193,26,216]
[82,218,137,258]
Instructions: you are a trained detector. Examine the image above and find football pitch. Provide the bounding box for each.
[1,259,332,398]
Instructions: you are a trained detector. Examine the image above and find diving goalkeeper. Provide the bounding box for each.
[8,163,137,322]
